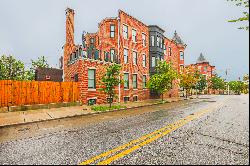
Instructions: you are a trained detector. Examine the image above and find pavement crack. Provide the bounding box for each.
[196,132,249,148]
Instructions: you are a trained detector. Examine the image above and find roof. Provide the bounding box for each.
[196,53,209,64]
[172,31,186,45]
[35,67,63,82]
[148,25,165,33]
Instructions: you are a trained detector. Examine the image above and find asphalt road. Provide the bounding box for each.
[0,95,249,165]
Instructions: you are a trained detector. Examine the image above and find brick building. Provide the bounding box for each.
[63,8,186,105]
[186,53,216,80]
[35,67,63,82]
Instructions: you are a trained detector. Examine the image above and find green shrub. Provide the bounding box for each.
[91,105,127,112]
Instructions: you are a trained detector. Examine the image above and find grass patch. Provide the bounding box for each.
[91,105,127,112]
[156,100,170,104]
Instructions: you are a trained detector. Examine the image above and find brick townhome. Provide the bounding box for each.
[186,53,216,81]
[63,8,186,105]
[185,53,216,94]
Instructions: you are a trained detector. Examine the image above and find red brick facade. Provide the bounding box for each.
[186,53,216,81]
[63,8,186,104]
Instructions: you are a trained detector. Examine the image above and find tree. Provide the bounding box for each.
[0,55,26,80]
[228,81,244,94]
[100,64,122,108]
[228,0,249,30]
[209,75,226,92]
[196,75,208,93]
[179,69,198,98]
[26,56,49,80]
[148,61,178,101]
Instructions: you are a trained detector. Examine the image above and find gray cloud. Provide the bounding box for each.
[0,0,249,80]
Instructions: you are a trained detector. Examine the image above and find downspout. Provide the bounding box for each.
[117,16,121,103]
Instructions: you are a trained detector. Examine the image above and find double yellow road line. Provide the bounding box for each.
[79,106,218,165]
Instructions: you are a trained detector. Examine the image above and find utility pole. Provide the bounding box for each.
[226,68,230,95]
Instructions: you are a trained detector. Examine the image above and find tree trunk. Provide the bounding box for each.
[161,93,164,102]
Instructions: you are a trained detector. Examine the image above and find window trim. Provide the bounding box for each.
[124,48,129,64]
[110,49,115,62]
[124,73,129,90]
[132,74,138,89]
[151,35,155,46]
[151,56,156,68]
[180,51,184,60]
[123,24,128,40]
[132,28,137,43]
[143,75,147,89]
[133,51,138,65]
[88,69,96,89]
[110,24,115,38]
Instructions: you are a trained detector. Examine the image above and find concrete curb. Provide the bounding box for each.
[0,99,186,128]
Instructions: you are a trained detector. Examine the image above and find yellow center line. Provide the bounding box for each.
[79,103,194,165]
[79,102,222,165]
[97,109,212,165]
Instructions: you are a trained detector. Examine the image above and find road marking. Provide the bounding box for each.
[79,102,223,165]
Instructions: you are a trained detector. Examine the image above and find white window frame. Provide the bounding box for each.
[123,24,128,40]
[132,29,137,43]
[132,74,138,89]
[110,24,115,38]
[124,73,129,89]
[151,35,155,46]
[124,48,128,64]
[152,56,156,67]
[88,69,96,89]
[110,49,115,62]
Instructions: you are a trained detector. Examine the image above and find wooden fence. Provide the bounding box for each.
[0,80,79,107]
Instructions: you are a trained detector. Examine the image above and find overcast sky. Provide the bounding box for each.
[0,0,249,80]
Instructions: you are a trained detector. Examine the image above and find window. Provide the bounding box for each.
[88,69,96,89]
[164,45,167,55]
[124,73,129,89]
[123,25,128,39]
[90,38,94,44]
[180,51,184,60]
[124,96,130,102]
[142,54,146,67]
[169,47,172,56]
[133,96,138,102]
[143,75,147,89]
[152,56,156,67]
[132,29,137,42]
[74,74,78,82]
[110,24,115,38]
[88,99,96,106]
[180,65,184,72]
[151,36,155,46]
[110,49,115,62]
[133,74,137,89]
[157,36,160,47]
[204,66,208,72]
[142,33,146,47]
[198,66,202,72]
[159,37,163,48]
[133,51,137,65]
[124,49,128,64]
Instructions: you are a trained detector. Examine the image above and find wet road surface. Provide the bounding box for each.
[0,95,249,165]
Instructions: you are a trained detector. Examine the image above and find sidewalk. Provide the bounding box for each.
[0,98,184,127]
